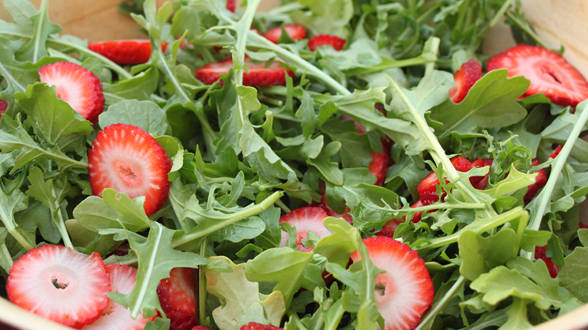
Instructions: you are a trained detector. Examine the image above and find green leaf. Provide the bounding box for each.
[307,141,343,185]
[111,222,208,318]
[314,217,359,266]
[15,0,61,63]
[99,100,168,135]
[290,0,353,36]
[458,229,519,281]
[104,66,159,100]
[430,70,529,136]
[471,257,576,310]
[73,189,151,233]
[206,256,285,329]
[245,247,313,308]
[16,82,93,151]
[558,247,588,302]
[500,298,532,330]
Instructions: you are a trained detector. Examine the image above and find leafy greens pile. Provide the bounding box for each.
[0,0,587,329]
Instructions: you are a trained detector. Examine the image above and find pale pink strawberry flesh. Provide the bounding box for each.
[279,206,330,252]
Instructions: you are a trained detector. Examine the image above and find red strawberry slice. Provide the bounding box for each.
[226,0,236,12]
[192,327,211,330]
[263,24,307,43]
[38,62,105,122]
[84,264,155,330]
[369,151,389,186]
[449,59,482,103]
[580,221,588,229]
[6,245,111,328]
[88,40,159,65]
[487,44,588,107]
[0,99,7,115]
[351,236,434,330]
[157,268,198,330]
[524,146,561,203]
[240,322,282,330]
[308,34,346,51]
[534,246,559,278]
[417,156,473,200]
[379,199,431,236]
[470,158,493,190]
[280,206,330,252]
[194,59,293,86]
[88,123,172,216]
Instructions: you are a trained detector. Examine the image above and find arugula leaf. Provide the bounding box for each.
[458,229,519,281]
[558,247,588,302]
[429,70,529,137]
[99,99,168,135]
[16,82,93,151]
[110,222,208,318]
[290,0,353,37]
[73,188,151,233]
[207,256,286,329]
[15,0,60,63]
[0,181,34,250]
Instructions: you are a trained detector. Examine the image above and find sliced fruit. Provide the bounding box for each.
[351,236,434,330]
[308,34,346,51]
[194,59,293,86]
[6,245,110,329]
[84,264,154,330]
[88,123,172,216]
[470,158,493,190]
[534,246,559,278]
[226,0,236,12]
[417,156,473,200]
[279,206,330,252]
[157,268,198,330]
[524,146,561,203]
[369,151,389,186]
[38,61,105,122]
[88,40,158,65]
[487,44,588,107]
[240,322,283,330]
[0,99,7,115]
[263,24,307,43]
[449,59,482,103]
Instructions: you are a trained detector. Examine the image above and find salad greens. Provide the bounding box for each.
[0,0,587,329]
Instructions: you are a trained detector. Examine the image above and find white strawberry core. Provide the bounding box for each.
[93,131,157,198]
[10,247,109,320]
[371,250,428,330]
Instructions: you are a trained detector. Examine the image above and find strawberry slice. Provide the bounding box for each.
[0,99,7,114]
[470,158,493,190]
[417,156,473,200]
[88,40,160,65]
[308,34,346,51]
[6,245,111,328]
[226,0,236,12]
[369,150,389,186]
[263,24,307,43]
[487,44,588,107]
[84,264,155,330]
[192,327,211,330]
[240,322,282,330]
[524,145,561,203]
[351,236,434,330]
[379,199,431,236]
[449,59,482,103]
[280,206,330,252]
[534,246,559,278]
[88,123,172,216]
[157,268,198,330]
[194,59,293,86]
[38,62,105,122]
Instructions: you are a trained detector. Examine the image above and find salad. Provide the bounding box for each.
[0,0,587,329]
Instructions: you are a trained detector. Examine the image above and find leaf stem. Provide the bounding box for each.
[173,191,283,248]
[527,103,588,233]
[32,0,49,63]
[344,56,435,76]
[0,243,13,269]
[0,62,26,92]
[247,32,351,96]
[1,221,34,250]
[416,275,465,330]
[504,11,550,49]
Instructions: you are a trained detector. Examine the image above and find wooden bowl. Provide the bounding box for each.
[0,1,586,329]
